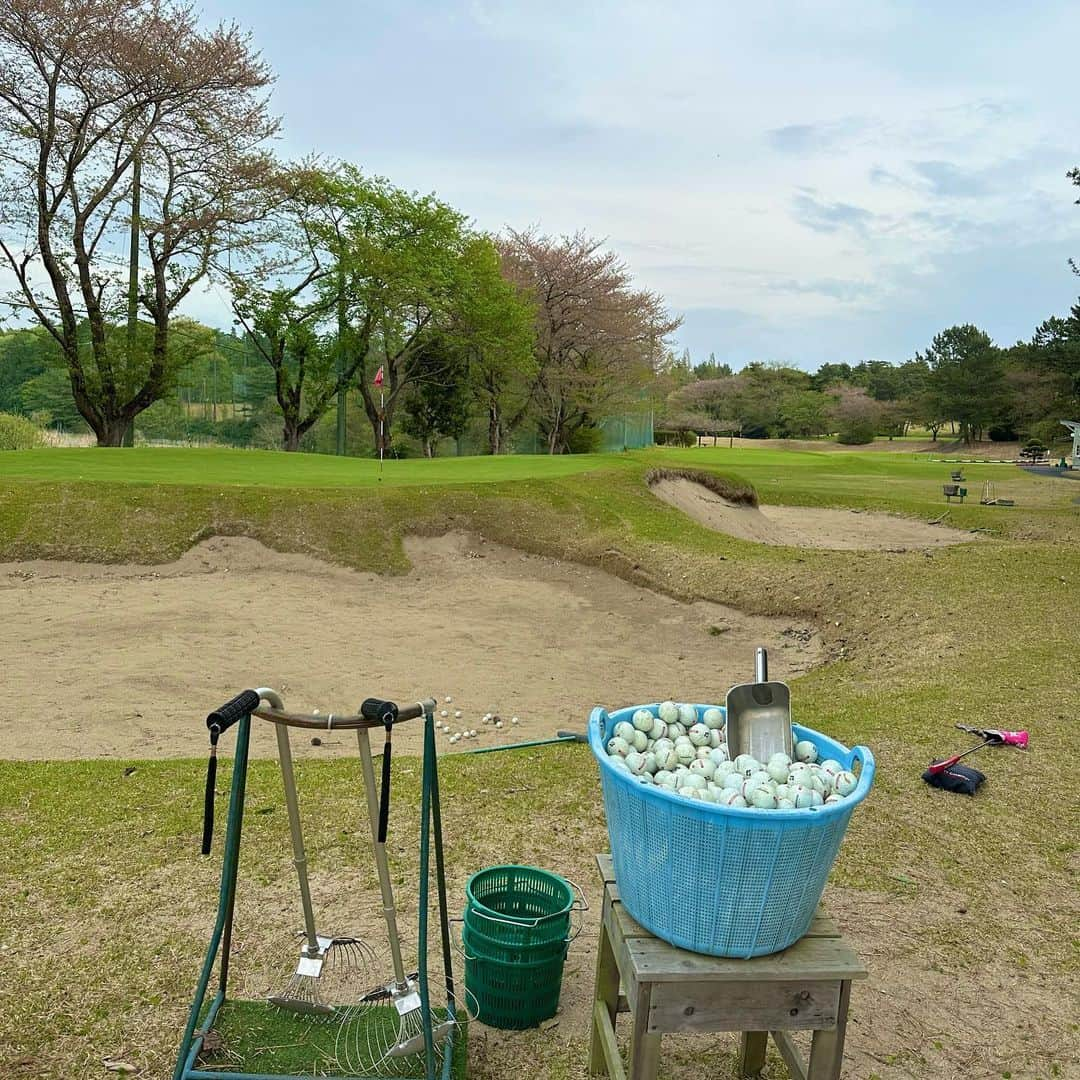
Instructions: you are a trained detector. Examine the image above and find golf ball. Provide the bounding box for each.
[440,710,448,718]
[614,721,635,742]
[649,718,668,741]
[750,787,778,809]
[654,770,677,789]
[677,771,707,791]
[511,717,519,725]
[606,736,630,758]
[733,754,762,776]
[702,707,725,729]
[678,703,698,726]
[675,742,697,765]
[833,770,857,796]
[624,752,647,776]
[794,740,819,763]
[632,730,649,752]
[454,710,462,719]
[719,791,748,808]
[658,701,679,724]
[633,708,655,731]
[689,758,717,780]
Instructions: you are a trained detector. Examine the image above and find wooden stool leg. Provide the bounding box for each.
[807,980,851,1080]
[737,1031,769,1078]
[628,982,661,1080]
[589,919,620,1076]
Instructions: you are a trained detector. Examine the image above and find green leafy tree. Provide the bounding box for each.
[0,328,51,414]
[917,325,1003,444]
[400,336,471,456]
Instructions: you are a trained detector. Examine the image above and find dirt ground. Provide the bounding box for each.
[649,476,980,550]
[0,532,822,760]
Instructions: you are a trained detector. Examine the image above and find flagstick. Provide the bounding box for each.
[378,388,385,479]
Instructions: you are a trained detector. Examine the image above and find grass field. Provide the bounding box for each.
[1,444,1077,1079]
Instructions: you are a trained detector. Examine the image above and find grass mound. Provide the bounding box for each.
[645,465,758,507]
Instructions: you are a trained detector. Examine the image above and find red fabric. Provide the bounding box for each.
[373,366,384,387]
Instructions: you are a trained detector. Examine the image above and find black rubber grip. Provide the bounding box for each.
[361,697,399,725]
[207,690,260,733]
[201,752,217,855]
[377,727,392,844]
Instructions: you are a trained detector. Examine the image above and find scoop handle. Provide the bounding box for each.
[755,647,768,683]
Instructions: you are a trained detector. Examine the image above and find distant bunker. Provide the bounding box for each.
[647,470,979,551]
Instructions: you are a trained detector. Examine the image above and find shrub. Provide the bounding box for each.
[0,411,45,450]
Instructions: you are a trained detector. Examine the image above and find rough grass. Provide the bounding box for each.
[645,465,759,506]
[1,444,1078,1079]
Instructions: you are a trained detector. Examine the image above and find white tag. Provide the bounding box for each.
[297,956,324,978]
[394,991,422,1016]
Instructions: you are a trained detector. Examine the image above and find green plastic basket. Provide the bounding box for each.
[462,914,570,966]
[464,864,575,949]
[462,925,568,1030]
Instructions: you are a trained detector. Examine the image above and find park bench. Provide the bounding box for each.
[942,484,967,503]
[950,470,964,482]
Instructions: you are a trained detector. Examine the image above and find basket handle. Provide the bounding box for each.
[565,877,590,943]
[848,744,875,790]
[449,917,476,962]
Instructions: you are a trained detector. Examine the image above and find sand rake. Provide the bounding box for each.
[259,688,379,1017]
[335,699,458,1075]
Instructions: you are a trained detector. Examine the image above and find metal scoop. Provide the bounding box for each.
[725,647,793,763]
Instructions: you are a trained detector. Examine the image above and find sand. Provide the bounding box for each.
[649,477,979,551]
[0,532,821,760]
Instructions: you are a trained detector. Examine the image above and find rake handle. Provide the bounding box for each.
[206,690,260,734]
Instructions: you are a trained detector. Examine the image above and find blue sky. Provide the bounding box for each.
[172,2,1080,368]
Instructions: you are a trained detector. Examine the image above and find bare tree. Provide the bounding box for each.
[0,0,276,444]
[498,229,681,453]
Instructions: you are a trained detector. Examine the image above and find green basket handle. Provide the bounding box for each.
[467,878,589,940]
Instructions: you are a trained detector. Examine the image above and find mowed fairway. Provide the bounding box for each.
[0,445,1077,1080]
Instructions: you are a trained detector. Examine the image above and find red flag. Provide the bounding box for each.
[373,366,384,388]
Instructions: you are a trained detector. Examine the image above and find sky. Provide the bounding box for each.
[14,1,1080,371]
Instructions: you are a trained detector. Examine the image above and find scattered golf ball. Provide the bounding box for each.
[469,729,477,738]
[511,717,519,725]
[445,696,452,703]
[495,720,503,729]
[440,710,448,718]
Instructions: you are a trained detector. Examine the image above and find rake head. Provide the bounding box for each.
[269,935,380,1019]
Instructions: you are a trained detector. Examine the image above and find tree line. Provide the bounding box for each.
[0,0,677,454]
[660,312,1079,448]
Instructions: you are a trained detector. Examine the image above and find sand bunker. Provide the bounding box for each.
[0,533,821,760]
[650,477,978,551]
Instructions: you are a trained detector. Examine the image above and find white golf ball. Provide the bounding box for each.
[722,771,745,792]
[824,793,843,805]
[631,730,648,751]
[766,759,791,783]
[440,710,448,718]
[613,721,635,742]
[495,720,503,729]
[733,754,762,776]
[642,752,658,775]
[678,703,698,726]
[709,746,730,765]
[719,790,748,808]
[703,707,725,729]
[511,716,519,725]
[449,734,459,744]
[740,774,768,800]
[649,718,668,741]
[795,787,823,808]
[633,708,655,731]
[714,759,738,778]
[659,701,679,724]
[675,742,697,765]
[777,797,795,809]
[445,696,452,703]
[625,751,647,775]
[653,737,674,756]
[469,729,477,738]
[819,759,844,780]
[689,758,717,780]
[833,770,857,796]
[750,787,778,809]
[668,721,686,738]
[695,745,713,761]
[654,770,678,789]
[677,771,707,791]
[775,784,790,801]
[795,740,819,763]
[607,736,630,758]
[454,710,462,719]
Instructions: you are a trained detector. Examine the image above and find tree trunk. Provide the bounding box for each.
[96,417,130,447]
[488,404,502,455]
[283,421,302,451]
[423,437,434,458]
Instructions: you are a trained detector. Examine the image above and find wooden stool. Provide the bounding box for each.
[589,855,866,1080]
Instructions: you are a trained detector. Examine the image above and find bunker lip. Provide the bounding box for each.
[648,475,981,551]
[0,532,822,761]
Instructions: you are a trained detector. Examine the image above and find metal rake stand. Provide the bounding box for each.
[173,693,460,1080]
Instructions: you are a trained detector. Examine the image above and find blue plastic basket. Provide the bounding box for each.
[590,703,874,958]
